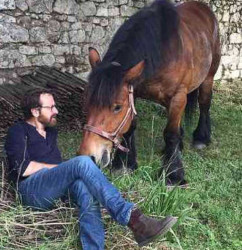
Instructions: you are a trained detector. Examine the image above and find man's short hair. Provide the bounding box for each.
[21,88,54,120]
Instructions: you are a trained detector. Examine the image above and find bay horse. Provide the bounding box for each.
[79,0,221,186]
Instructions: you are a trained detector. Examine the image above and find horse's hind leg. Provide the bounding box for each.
[193,77,213,149]
[193,27,220,149]
[111,119,138,173]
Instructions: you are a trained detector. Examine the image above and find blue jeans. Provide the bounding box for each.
[18,156,134,250]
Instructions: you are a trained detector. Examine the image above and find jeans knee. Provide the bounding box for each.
[75,155,92,165]
[75,155,98,170]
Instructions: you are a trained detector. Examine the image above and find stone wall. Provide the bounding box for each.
[0,0,241,84]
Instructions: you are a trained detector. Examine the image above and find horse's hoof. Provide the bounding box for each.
[193,141,207,150]
[111,167,133,177]
[166,179,189,190]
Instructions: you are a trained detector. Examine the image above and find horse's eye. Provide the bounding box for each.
[113,105,122,113]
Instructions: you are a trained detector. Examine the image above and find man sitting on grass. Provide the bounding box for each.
[5,88,177,249]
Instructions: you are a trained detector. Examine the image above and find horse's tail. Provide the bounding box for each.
[185,88,199,125]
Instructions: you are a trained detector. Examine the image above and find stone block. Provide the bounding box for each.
[214,65,223,80]
[119,0,129,5]
[0,14,16,23]
[120,5,137,16]
[0,0,15,10]
[230,12,240,23]
[26,0,54,13]
[30,13,39,19]
[128,0,133,7]
[145,0,154,6]
[222,12,230,22]
[38,46,52,53]
[56,56,65,64]
[0,49,30,68]
[15,0,28,11]
[71,45,82,55]
[93,17,100,24]
[30,27,47,42]
[71,22,82,30]
[59,32,70,44]
[53,0,79,15]
[223,68,240,79]
[238,62,242,69]
[17,16,32,29]
[48,20,61,32]
[230,33,242,44]
[31,20,43,26]
[61,22,70,31]
[221,55,234,66]
[42,54,55,66]
[82,22,92,32]
[111,0,119,6]
[0,23,29,43]
[133,2,145,8]
[68,16,77,23]
[69,29,86,44]
[222,45,240,57]
[100,19,109,26]
[56,14,68,21]
[96,7,108,17]
[42,14,52,22]
[77,9,86,21]
[47,21,61,42]
[108,7,119,16]
[91,26,105,41]
[19,46,38,55]
[230,70,241,78]
[47,31,61,43]
[80,2,97,16]
[53,45,70,56]
[44,0,54,12]
[32,55,44,66]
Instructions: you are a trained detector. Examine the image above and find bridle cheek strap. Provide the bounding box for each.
[83,85,136,153]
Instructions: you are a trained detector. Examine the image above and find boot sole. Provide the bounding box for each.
[137,216,177,247]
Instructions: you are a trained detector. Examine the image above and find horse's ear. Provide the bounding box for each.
[89,47,101,69]
[125,60,145,81]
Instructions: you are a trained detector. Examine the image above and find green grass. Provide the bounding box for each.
[0,81,241,249]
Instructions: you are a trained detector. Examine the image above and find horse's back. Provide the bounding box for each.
[177,1,219,43]
[175,1,220,89]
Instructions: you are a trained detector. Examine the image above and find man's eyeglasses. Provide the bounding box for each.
[39,105,58,111]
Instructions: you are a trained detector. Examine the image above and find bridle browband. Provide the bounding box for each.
[83,85,137,153]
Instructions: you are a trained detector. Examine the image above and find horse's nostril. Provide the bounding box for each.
[90,155,96,164]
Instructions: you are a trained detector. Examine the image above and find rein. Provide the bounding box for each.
[83,85,137,153]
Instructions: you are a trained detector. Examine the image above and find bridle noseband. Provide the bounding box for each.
[83,85,137,153]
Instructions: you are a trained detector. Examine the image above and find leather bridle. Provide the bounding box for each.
[83,85,137,153]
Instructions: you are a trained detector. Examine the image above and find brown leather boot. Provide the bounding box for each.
[128,208,177,247]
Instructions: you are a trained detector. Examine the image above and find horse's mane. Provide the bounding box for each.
[88,0,180,108]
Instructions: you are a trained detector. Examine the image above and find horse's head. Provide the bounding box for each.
[79,48,144,167]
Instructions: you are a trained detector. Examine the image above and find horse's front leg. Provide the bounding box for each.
[162,89,187,185]
[111,119,138,173]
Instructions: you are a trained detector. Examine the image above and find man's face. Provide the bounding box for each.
[38,93,58,127]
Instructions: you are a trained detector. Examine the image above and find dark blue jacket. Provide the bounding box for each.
[5,121,62,185]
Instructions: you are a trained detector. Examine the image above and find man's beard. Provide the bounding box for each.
[38,114,57,127]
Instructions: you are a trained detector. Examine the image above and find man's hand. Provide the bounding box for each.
[23,161,58,177]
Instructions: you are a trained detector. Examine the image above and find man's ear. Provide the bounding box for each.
[125,60,145,81]
[31,108,40,118]
[89,47,101,69]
